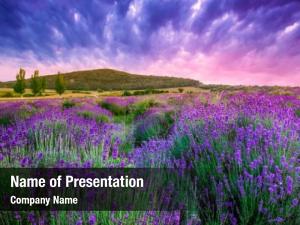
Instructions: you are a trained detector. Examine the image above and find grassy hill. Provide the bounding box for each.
[0,69,200,91]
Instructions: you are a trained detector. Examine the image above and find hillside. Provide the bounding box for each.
[0,69,200,90]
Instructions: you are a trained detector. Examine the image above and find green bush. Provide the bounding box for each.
[96,115,110,123]
[236,115,253,128]
[77,111,110,123]
[171,135,190,159]
[295,109,300,118]
[100,99,157,122]
[131,99,156,118]
[122,90,132,96]
[23,93,34,97]
[132,90,145,95]
[62,100,76,109]
[0,91,14,97]
[119,140,134,154]
[134,111,174,146]
[77,111,93,119]
[151,89,168,94]
[0,116,12,127]
[131,89,168,96]
[99,102,129,116]
[72,90,91,94]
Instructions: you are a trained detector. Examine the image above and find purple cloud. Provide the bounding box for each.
[0,0,299,85]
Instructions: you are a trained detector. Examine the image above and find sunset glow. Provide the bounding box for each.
[0,0,299,85]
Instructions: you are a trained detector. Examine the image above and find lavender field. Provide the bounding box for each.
[0,90,300,225]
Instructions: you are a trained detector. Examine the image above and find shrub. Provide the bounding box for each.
[1,91,14,97]
[77,111,110,123]
[100,102,129,116]
[101,99,156,123]
[178,88,184,93]
[77,111,93,119]
[96,115,110,123]
[72,90,91,94]
[134,111,174,145]
[118,141,133,154]
[62,100,76,109]
[0,116,12,127]
[236,115,253,128]
[132,90,145,95]
[152,89,168,94]
[131,89,168,96]
[131,99,156,118]
[295,109,300,118]
[122,90,132,96]
[23,93,34,97]
[171,135,190,159]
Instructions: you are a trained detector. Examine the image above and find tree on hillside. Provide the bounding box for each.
[55,73,65,95]
[13,68,26,96]
[41,77,46,93]
[30,70,42,95]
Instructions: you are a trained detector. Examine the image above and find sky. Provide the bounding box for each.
[0,0,300,85]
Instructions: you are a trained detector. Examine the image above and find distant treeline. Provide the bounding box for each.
[9,68,65,96]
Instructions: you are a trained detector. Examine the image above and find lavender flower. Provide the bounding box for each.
[286,176,293,195]
[88,214,96,225]
[76,218,83,225]
[20,156,31,167]
[0,153,4,161]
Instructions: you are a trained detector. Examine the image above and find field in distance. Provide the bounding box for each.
[1,85,299,101]
[0,86,203,100]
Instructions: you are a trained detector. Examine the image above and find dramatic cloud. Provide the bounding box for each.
[0,0,299,85]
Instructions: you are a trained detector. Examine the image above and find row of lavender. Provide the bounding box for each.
[0,91,299,224]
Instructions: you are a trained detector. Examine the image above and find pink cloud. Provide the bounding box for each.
[0,45,299,87]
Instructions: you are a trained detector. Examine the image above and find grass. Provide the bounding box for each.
[0,87,202,101]
[1,84,300,102]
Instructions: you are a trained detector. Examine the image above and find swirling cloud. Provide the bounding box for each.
[0,0,299,85]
